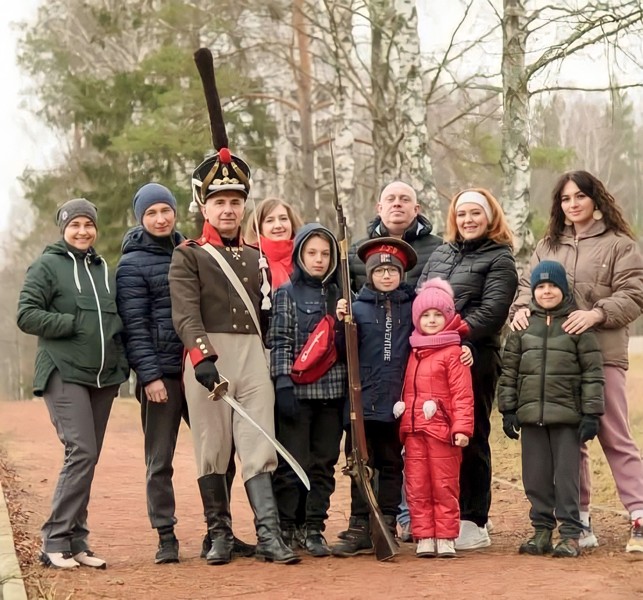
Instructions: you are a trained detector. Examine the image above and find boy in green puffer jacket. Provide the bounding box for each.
[498,260,604,558]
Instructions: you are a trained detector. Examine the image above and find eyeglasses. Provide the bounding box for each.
[372,267,399,277]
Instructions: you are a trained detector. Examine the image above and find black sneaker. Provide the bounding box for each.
[281,525,305,550]
[552,538,580,558]
[155,534,179,564]
[518,528,553,556]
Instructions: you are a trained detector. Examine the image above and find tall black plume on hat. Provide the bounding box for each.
[191,48,251,210]
[194,47,229,152]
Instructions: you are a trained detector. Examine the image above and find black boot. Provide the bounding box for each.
[201,530,256,558]
[198,474,234,565]
[305,526,331,558]
[245,473,300,564]
[155,527,179,564]
[331,516,373,557]
[232,536,256,557]
[383,515,398,539]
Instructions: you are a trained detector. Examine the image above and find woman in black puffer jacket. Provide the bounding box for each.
[418,188,518,550]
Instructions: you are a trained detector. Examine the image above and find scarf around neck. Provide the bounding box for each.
[409,314,464,349]
[261,236,294,289]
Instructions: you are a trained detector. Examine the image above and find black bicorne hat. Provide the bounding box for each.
[191,48,251,209]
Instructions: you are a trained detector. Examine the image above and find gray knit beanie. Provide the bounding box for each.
[132,183,177,225]
[56,198,98,233]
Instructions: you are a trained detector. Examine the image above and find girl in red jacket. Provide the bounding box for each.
[394,278,474,558]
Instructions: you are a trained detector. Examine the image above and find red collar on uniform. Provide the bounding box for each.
[196,221,243,248]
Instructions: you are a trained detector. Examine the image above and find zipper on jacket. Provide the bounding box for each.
[538,314,551,425]
[410,355,421,433]
[84,257,106,388]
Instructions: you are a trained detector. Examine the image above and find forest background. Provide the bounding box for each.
[0,0,642,399]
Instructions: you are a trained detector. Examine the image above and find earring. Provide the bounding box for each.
[592,208,603,221]
[564,217,572,226]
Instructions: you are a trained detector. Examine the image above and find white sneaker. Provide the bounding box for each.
[486,519,495,534]
[579,520,599,549]
[416,538,436,557]
[40,551,79,569]
[73,550,107,569]
[625,518,643,553]
[436,538,456,558]
[455,520,491,550]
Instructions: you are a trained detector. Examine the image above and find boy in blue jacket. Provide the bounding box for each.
[332,237,417,556]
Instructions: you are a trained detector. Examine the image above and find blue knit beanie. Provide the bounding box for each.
[530,260,569,296]
[132,183,177,224]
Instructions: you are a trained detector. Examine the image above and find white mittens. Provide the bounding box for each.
[393,401,406,419]
[423,400,437,420]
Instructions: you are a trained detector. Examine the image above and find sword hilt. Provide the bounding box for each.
[209,375,230,401]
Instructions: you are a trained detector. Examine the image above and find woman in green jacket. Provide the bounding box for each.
[17,198,129,569]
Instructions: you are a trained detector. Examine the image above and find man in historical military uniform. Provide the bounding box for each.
[168,49,299,566]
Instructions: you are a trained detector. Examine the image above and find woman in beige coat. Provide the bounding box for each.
[511,170,643,554]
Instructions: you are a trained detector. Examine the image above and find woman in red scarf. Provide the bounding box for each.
[245,198,303,289]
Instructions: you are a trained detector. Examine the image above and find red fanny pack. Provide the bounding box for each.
[291,315,337,384]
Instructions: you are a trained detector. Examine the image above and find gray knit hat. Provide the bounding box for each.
[132,183,177,225]
[56,198,98,233]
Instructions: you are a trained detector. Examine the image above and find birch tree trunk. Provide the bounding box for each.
[393,0,443,234]
[501,0,533,262]
[293,0,316,215]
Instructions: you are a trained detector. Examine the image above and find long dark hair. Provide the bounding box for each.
[544,170,634,248]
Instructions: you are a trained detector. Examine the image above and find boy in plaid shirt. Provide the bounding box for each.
[267,223,346,558]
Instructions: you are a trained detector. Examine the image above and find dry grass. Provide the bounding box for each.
[491,354,643,510]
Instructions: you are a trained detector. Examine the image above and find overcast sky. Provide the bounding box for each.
[0,1,52,232]
[1,0,641,233]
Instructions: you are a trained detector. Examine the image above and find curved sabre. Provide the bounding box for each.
[209,377,310,491]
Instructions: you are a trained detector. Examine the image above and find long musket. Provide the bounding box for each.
[329,140,398,562]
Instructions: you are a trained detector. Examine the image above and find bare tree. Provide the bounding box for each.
[500,0,643,260]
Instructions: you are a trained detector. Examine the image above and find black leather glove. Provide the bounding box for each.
[578,415,600,443]
[502,413,521,440]
[276,387,299,420]
[194,360,220,392]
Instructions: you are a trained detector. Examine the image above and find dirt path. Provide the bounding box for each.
[1,398,642,600]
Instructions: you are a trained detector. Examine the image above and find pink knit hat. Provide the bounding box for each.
[412,278,456,330]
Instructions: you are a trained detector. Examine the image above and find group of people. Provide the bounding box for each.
[17,155,643,568]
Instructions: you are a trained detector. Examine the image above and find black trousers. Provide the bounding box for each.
[521,424,583,538]
[136,376,190,530]
[346,420,403,518]
[272,398,343,531]
[459,346,499,526]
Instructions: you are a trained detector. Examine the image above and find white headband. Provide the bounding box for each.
[455,191,492,221]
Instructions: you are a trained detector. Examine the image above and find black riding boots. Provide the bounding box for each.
[245,473,300,564]
[198,474,234,565]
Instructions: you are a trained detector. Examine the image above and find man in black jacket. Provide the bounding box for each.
[117,183,254,564]
[348,181,442,291]
[117,183,186,563]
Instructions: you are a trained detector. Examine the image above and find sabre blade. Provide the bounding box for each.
[208,389,310,491]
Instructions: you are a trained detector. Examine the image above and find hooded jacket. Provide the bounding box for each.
[511,221,643,369]
[347,282,415,422]
[349,214,442,291]
[116,226,185,385]
[267,223,347,401]
[498,297,604,426]
[17,240,129,395]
